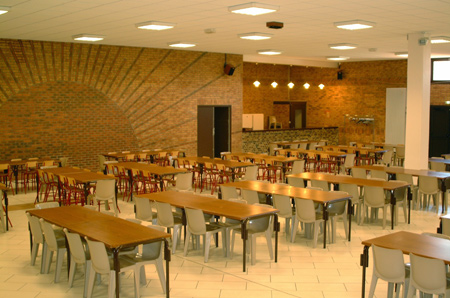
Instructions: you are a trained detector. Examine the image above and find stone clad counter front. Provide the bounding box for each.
[242,127,339,153]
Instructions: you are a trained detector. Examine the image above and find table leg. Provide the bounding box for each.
[241,219,249,272]
[163,239,171,298]
[407,186,411,224]
[323,204,329,249]
[347,200,352,241]
[127,169,133,201]
[4,191,8,231]
[360,245,369,298]
[441,178,448,214]
[65,236,71,278]
[274,214,279,263]
[83,183,89,206]
[390,190,396,230]
[36,172,40,202]
[113,248,120,298]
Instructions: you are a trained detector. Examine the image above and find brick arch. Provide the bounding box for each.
[0,81,139,170]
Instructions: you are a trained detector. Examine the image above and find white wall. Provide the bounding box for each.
[385,88,407,144]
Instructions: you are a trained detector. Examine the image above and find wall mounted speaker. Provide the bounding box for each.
[337,71,343,80]
[224,64,235,76]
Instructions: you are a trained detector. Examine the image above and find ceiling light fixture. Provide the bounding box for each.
[271,81,278,88]
[395,52,408,57]
[258,49,282,55]
[326,56,349,61]
[318,84,325,89]
[0,6,10,15]
[238,32,273,40]
[253,80,261,87]
[288,82,294,89]
[334,20,376,30]
[168,42,196,48]
[228,2,279,16]
[136,21,176,30]
[329,43,357,50]
[72,34,105,42]
[303,83,310,89]
[431,36,450,44]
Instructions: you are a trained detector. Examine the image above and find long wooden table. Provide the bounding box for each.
[360,231,450,297]
[353,165,450,214]
[0,183,10,231]
[28,205,171,298]
[178,157,254,181]
[104,150,185,163]
[137,190,279,272]
[429,158,450,171]
[222,180,352,248]
[287,172,412,229]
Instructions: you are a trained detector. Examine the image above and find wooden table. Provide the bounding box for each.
[137,190,279,272]
[179,157,254,181]
[36,167,85,202]
[317,145,387,163]
[104,150,185,163]
[271,140,320,148]
[0,183,10,231]
[28,205,171,298]
[360,231,450,297]
[429,158,450,170]
[287,172,412,229]
[222,180,352,248]
[353,165,450,214]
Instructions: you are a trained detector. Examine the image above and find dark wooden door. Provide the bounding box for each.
[198,106,214,157]
[214,107,230,158]
[429,105,450,157]
[289,102,306,128]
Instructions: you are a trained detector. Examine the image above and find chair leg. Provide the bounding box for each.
[265,229,273,259]
[204,233,211,263]
[68,256,76,287]
[183,230,191,256]
[30,242,39,266]
[86,268,96,298]
[54,248,65,283]
[291,218,299,243]
[84,260,91,298]
[108,271,116,298]
[368,274,378,298]
[155,258,166,294]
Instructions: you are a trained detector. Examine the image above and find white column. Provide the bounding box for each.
[404,32,431,169]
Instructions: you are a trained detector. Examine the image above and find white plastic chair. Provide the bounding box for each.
[327,191,348,242]
[371,169,388,181]
[352,167,367,179]
[230,203,274,265]
[183,207,226,263]
[341,153,356,175]
[339,183,362,225]
[396,173,419,210]
[26,213,47,273]
[378,150,394,167]
[220,185,240,201]
[430,161,447,172]
[64,228,91,297]
[155,202,182,254]
[239,166,258,181]
[85,237,138,298]
[134,196,157,224]
[311,180,330,191]
[291,198,324,248]
[35,202,59,209]
[418,176,441,213]
[241,189,260,204]
[407,253,450,297]
[273,194,294,237]
[174,172,193,192]
[40,218,66,282]
[287,176,305,188]
[368,245,410,298]
[285,160,305,176]
[362,186,390,229]
[92,179,118,216]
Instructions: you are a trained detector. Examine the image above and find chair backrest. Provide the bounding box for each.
[393,181,408,201]
[174,172,193,191]
[155,202,175,227]
[363,186,385,207]
[59,157,69,167]
[39,219,59,251]
[248,203,272,233]
[287,177,305,188]
[243,166,258,181]
[344,154,356,168]
[311,180,329,191]
[299,142,308,150]
[381,150,393,165]
[126,218,142,225]
[26,213,44,243]
[35,202,59,209]
[371,170,388,181]
[409,253,447,295]
[418,176,439,193]
[273,194,292,218]
[339,183,360,204]
[291,160,305,175]
[95,179,116,200]
[294,198,317,223]
[327,191,348,215]
[430,161,446,172]
[185,208,206,234]
[98,155,106,171]
[241,189,259,204]
[352,168,367,179]
[372,245,406,283]
[64,228,87,264]
[141,225,165,260]
[396,146,405,158]
[220,185,239,200]
[83,205,97,211]
[85,237,111,274]
[396,173,413,184]
[135,196,154,221]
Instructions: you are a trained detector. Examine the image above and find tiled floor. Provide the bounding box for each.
[0,191,443,298]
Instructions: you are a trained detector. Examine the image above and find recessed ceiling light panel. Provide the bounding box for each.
[395,52,408,57]
[0,6,10,15]
[168,42,197,48]
[136,21,176,30]
[257,49,282,55]
[72,34,105,42]
[238,32,273,40]
[228,2,279,16]
[329,43,357,50]
[431,36,450,44]
[326,56,349,61]
[334,20,375,30]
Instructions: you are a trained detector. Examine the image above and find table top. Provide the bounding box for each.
[64,172,115,183]
[272,140,320,146]
[40,167,85,175]
[103,150,184,160]
[222,181,351,204]
[362,231,450,265]
[317,145,387,154]
[28,205,170,249]
[179,157,254,168]
[287,173,410,190]
[429,158,450,165]
[0,158,58,166]
[220,153,301,164]
[137,190,278,221]
[115,162,187,176]
[353,165,450,179]
[281,148,347,157]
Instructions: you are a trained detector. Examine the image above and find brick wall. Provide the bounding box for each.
[0,39,243,170]
[244,61,450,144]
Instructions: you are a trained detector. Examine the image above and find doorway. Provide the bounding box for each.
[273,101,307,129]
[429,105,450,157]
[197,106,231,158]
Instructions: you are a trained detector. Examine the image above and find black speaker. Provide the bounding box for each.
[337,71,343,80]
[224,64,235,76]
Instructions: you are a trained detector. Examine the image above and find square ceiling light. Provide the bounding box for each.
[0,6,10,15]
[431,36,450,44]
[326,56,349,61]
[395,52,408,57]
[72,34,105,42]
[136,21,176,30]
[228,2,279,16]
[257,49,282,55]
[168,42,196,48]
[238,32,273,40]
[329,43,357,50]
[334,20,375,30]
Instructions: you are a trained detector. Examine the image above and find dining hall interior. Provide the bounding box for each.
[1,1,450,298]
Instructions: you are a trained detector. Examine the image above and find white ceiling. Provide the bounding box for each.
[1,0,450,67]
